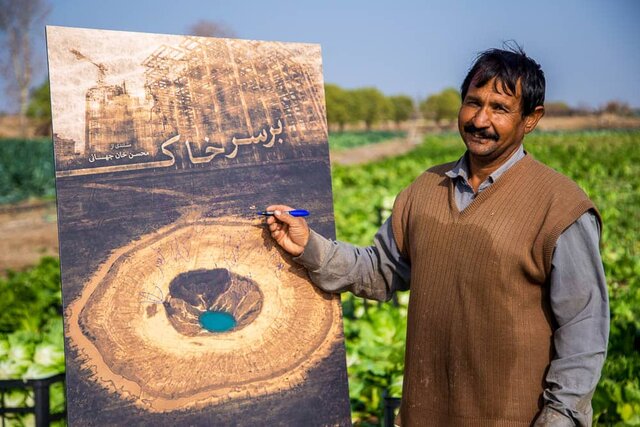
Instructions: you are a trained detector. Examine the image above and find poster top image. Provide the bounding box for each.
[47,25,328,177]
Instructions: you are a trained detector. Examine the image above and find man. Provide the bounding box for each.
[266,47,608,426]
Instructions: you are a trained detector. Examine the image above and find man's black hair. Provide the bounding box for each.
[460,42,545,117]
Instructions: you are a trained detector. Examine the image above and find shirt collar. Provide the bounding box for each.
[445,144,526,184]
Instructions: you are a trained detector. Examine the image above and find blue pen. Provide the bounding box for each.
[257,209,310,217]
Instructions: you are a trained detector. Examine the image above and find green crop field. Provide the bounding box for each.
[1,130,638,425]
[329,130,406,151]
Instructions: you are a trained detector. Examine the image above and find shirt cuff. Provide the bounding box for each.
[293,229,333,271]
[534,406,576,427]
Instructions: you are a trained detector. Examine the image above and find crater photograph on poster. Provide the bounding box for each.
[46,26,351,425]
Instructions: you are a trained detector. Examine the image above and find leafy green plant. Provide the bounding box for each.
[0,138,56,204]
[0,257,65,426]
[0,256,62,334]
[0,319,64,380]
[343,294,407,424]
[0,256,64,380]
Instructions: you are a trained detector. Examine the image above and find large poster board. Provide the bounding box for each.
[47,26,351,425]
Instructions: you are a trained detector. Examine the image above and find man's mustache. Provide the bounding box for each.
[463,124,499,141]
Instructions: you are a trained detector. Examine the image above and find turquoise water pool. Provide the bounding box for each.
[199,311,237,333]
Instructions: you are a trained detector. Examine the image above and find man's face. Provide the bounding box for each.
[458,76,534,164]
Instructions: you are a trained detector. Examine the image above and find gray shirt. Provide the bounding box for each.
[295,145,609,426]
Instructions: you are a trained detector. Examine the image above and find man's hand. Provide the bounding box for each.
[265,204,310,256]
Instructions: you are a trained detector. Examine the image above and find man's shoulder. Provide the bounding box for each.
[400,160,457,194]
[409,160,458,185]
[526,156,591,199]
[393,160,456,216]
[426,160,458,176]
[525,156,600,224]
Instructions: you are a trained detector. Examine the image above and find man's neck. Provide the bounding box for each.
[467,145,523,192]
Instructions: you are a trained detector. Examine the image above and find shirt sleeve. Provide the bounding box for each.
[293,217,410,302]
[542,210,609,426]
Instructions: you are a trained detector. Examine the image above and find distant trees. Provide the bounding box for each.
[419,87,460,124]
[544,100,636,117]
[324,84,415,131]
[351,88,390,131]
[389,95,415,127]
[26,80,51,135]
[544,101,572,117]
[602,100,633,116]
[324,84,351,131]
[0,0,49,135]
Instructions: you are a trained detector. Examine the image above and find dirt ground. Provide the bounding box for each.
[2,114,639,273]
[0,115,50,139]
[536,113,640,131]
[330,137,419,166]
[0,200,59,272]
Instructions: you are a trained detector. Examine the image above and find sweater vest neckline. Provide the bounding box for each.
[448,153,535,218]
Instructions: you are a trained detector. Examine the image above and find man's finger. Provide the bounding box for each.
[268,222,280,232]
[266,204,294,212]
[273,209,302,226]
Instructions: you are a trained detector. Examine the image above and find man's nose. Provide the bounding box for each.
[472,106,491,128]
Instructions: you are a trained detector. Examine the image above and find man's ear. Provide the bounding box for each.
[524,106,545,134]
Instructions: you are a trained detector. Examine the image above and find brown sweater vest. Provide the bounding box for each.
[391,154,598,426]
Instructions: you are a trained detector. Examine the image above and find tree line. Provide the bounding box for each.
[325,84,462,131]
[325,84,638,132]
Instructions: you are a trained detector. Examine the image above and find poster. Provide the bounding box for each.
[47,26,351,425]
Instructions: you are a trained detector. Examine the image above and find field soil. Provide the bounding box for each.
[0,200,59,272]
[0,115,50,139]
[330,136,420,165]
[536,113,640,131]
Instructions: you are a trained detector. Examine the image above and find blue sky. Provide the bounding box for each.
[3,0,639,111]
